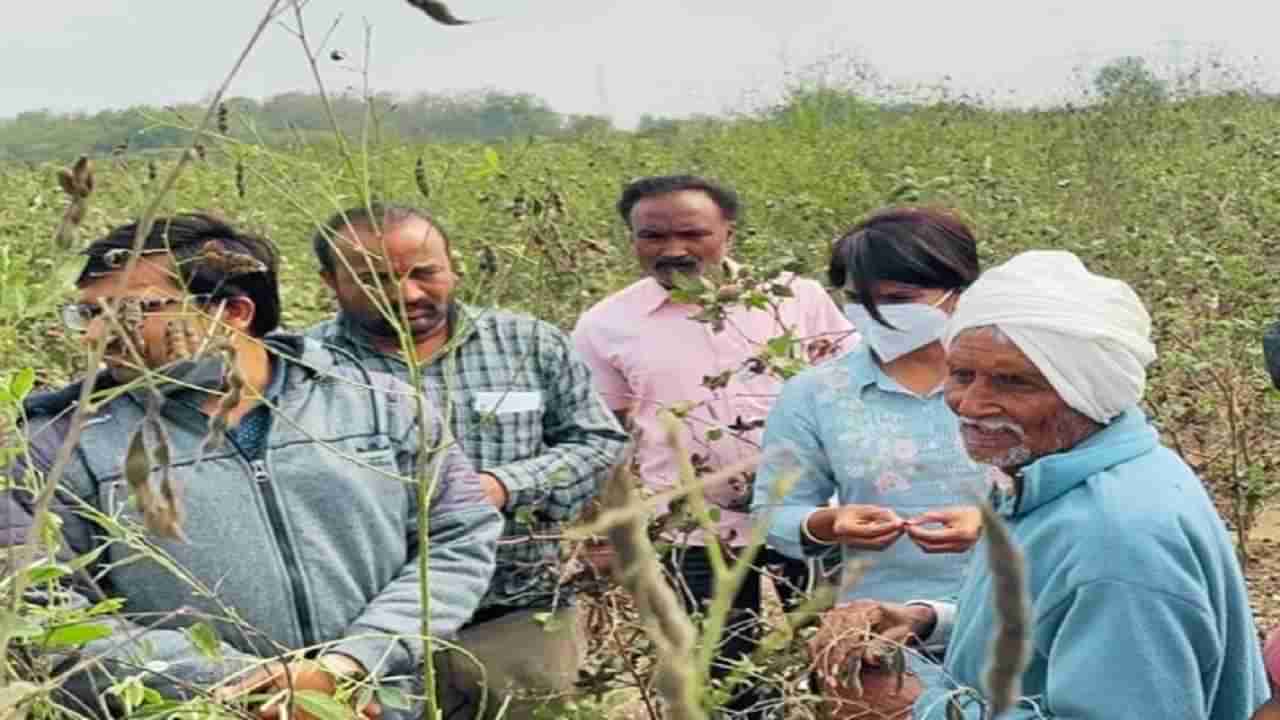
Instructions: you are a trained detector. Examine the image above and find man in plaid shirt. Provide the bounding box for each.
[307,204,627,720]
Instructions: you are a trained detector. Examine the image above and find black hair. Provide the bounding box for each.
[79,213,281,337]
[312,203,451,275]
[616,175,741,226]
[829,207,980,328]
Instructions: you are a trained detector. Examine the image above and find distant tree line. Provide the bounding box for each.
[0,89,620,163]
[0,57,1238,164]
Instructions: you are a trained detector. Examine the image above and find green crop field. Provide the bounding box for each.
[2,85,1280,717]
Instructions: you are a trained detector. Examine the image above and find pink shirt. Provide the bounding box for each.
[572,273,855,546]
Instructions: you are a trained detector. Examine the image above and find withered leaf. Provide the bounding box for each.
[404,0,474,25]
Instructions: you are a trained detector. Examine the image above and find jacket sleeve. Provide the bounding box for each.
[333,411,501,679]
[482,327,629,523]
[751,377,837,560]
[915,580,1220,719]
[7,415,260,708]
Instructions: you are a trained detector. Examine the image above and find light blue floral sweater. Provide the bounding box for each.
[752,345,996,604]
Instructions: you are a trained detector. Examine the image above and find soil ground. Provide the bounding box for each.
[1245,507,1280,643]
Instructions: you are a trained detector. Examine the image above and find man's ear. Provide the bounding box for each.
[220,296,257,335]
[724,223,736,251]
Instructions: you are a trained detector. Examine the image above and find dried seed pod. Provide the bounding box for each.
[54,155,94,248]
[194,240,267,277]
[330,49,346,61]
[414,155,431,200]
[235,160,246,199]
[145,406,187,542]
[404,0,474,25]
[199,348,243,458]
[194,143,207,162]
[56,168,76,196]
[123,411,187,542]
[217,103,229,135]
[165,320,195,361]
[147,160,158,183]
[980,501,1030,717]
[71,155,94,196]
[478,246,497,275]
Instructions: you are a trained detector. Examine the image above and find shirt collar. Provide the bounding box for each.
[846,345,944,398]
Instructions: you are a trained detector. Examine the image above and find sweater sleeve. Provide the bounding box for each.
[8,416,260,709]
[915,580,1220,719]
[751,377,837,560]
[334,409,502,678]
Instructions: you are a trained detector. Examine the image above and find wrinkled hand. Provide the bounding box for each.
[860,602,937,666]
[904,506,983,553]
[478,472,508,509]
[830,505,906,550]
[214,656,380,720]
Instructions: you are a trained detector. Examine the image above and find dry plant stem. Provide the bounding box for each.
[2,339,108,683]
[657,413,769,686]
[602,456,705,720]
[287,2,362,187]
[116,0,287,286]
[978,501,1030,718]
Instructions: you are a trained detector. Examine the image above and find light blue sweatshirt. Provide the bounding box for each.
[752,346,994,604]
[916,409,1268,719]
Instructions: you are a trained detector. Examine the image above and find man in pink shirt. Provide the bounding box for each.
[572,174,854,716]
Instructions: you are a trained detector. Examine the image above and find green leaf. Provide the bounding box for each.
[23,561,70,585]
[184,621,223,661]
[66,544,109,574]
[374,686,411,710]
[293,690,354,720]
[9,368,34,400]
[42,621,113,649]
[483,147,500,171]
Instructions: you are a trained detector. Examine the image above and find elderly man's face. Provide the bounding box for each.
[944,327,1099,471]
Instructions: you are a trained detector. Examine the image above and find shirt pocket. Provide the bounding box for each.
[470,406,544,466]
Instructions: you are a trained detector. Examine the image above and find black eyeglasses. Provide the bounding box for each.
[59,295,216,332]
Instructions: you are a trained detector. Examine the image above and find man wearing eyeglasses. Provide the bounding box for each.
[7,213,501,719]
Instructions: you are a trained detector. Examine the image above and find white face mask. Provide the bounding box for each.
[844,291,953,363]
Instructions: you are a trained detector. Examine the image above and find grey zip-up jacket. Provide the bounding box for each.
[4,334,501,714]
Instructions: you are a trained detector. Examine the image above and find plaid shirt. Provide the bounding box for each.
[308,305,628,609]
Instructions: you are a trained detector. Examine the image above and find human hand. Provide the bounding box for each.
[859,602,937,666]
[215,656,379,720]
[904,506,983,554]
[478,473,508,509]
[828,505,907,550]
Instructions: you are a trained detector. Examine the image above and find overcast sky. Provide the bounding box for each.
[7,0,1280,127]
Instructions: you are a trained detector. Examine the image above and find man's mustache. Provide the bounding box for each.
[655,256,699,270]
[960,417,1027,439]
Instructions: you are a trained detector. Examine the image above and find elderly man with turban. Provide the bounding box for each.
[863,251,1268,718]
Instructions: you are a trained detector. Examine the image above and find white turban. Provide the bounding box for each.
[943,250,1156,424]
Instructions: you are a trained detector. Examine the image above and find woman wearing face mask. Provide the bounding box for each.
[751,207,995,612]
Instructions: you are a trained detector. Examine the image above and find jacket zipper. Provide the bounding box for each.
[250,458,317,647]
